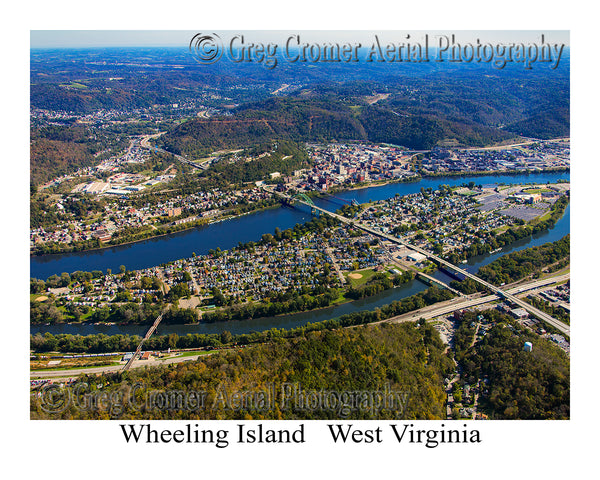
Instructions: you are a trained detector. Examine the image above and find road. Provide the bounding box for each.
[326,246,347,285]
[31,273,569,381]
[381,273,570,334]
[140,132,210,170]
[30,353,209,382]
[139,132,166,148]
[274,189,569,336]
[463,137,568,152]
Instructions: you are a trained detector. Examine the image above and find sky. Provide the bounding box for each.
[30,30,570,49]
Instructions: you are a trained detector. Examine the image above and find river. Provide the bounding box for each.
[30,171,569,336]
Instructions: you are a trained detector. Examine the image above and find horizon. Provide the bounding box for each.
[31,30,570,49]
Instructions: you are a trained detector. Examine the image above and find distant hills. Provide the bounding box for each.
[160,97,519,158]
[30,48,570,182]
[505,104,570,139]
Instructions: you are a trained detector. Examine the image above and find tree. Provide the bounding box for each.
[167,333,178,349]
[30,278,46,294]
[220,330,233,344]
[212,287,226,306]
[60,272,71,287]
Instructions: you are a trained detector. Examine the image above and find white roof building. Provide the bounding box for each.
[407,252,427,263]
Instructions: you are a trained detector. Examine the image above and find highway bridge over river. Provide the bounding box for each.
[271,188,570,336]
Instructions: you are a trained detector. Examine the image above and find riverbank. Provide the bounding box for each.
[30,199,282,258]
[30,170,570,282]
[31,262,570,356]
[30,168,569,259]
[418,166,569,179]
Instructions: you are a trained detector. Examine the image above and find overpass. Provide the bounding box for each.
[153,146,210,170]
[273,188,570,336]
[382,273,570,327]
[416,272,465,297]
[140,133,210,170]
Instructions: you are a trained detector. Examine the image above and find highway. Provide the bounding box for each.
[140,133,210,170]
[30,272,569,382]
[381,273,570,332]
[273,189,570,336]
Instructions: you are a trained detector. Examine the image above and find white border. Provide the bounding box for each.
[6,0,598,477]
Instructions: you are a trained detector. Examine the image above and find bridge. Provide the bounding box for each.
[122,306,170,371]
[285,193,321,216]
[270,188,570,336]
[321,193,359,207]
[416,272,464,296]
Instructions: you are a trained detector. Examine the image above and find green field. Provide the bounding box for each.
[492,225,511,234]
[30,294,48,302]
[346,268,379,287]
[59,82,88,89]
[533,210,553,223]
[175,350,216,358]
[522,187,552,194]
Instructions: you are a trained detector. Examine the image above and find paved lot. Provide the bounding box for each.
[499,205,547,221]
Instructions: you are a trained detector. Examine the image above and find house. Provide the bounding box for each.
[140,351,152,360]
[510,308,529,319]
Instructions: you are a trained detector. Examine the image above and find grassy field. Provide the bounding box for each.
[346,268,378,287]
[540,266,570,280]
[59,82,88,89]
[31,357,121,371]
[56,305,94,322]
[533,210,553,223]
[174,350,216,358]
[522,187,552,194]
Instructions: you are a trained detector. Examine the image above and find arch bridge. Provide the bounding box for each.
[287,193,319,216]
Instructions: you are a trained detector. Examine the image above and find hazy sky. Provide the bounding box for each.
[31,30,570,49]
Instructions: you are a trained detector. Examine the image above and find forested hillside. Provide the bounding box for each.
[31,322,454,420]
[461,322,569,419]
[160,96,518,157]
[31,48,569,181]
[505,104,570,139]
